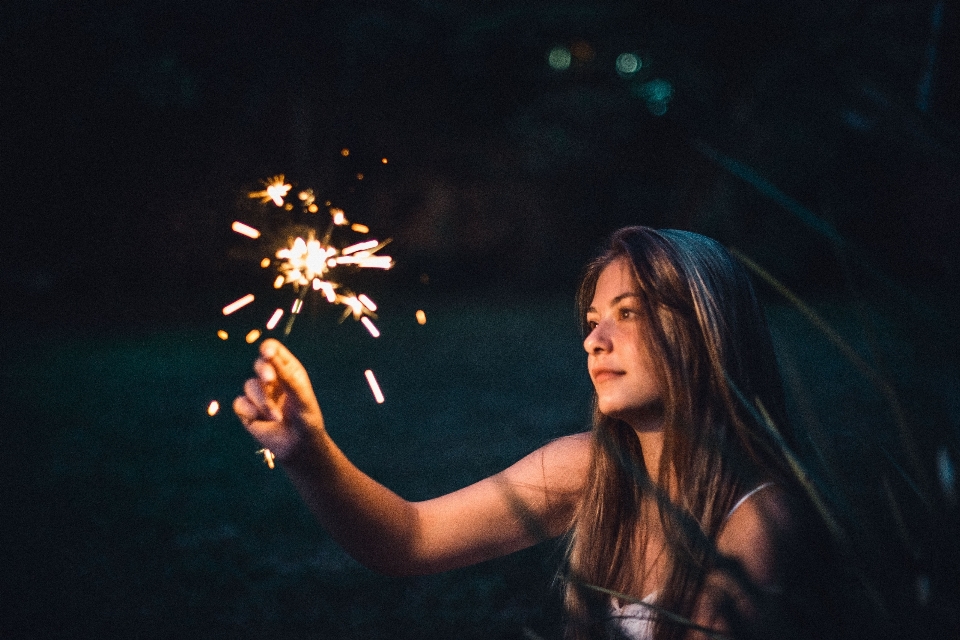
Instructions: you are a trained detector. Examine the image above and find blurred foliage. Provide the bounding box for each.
[2,1,958,327]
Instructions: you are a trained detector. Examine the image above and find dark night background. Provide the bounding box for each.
[2,1,959,638]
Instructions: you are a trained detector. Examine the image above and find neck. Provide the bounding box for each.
[624,403,666,480]
[635,428,665,482]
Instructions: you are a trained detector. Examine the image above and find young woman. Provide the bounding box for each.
[234,226,814,639]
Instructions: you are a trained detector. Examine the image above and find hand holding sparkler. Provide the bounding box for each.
[233,339,326,465]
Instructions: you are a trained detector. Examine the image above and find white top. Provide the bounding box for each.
[608,592,658,639]
[606,483,775,639]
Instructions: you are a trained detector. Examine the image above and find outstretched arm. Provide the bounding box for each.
[234,339,590,576]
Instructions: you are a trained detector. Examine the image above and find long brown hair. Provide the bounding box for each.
[565,227,795,639]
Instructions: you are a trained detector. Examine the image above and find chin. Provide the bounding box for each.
[598,401,664,431]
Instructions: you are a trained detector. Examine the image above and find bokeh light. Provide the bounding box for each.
[547,46,572,71]
[616,53,641,77]
[570,41,595,63]
[634,78,674,116]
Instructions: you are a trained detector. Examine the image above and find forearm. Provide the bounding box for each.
[280,429,424,576]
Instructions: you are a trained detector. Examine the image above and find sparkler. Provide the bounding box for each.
[227,175,393,339]
[218,172,396,467]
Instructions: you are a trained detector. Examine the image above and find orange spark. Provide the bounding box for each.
[416,310,427,325]
[207,401,220,416]
[217,330,229,340]
[223,294,255,315]
[245,329,261,343]
[249,175,292,207]
[232,221,261,239]
[266,309,283,330]
[360,316,380,338]
[350,223,369,233]
[365,370,385,403]
[358,294,377,311]
[342,239,379,255]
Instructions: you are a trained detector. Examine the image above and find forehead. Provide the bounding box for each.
[590,258,640,305]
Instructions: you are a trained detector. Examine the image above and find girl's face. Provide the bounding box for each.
[584,258,664,432]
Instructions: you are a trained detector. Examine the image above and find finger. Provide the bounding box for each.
[234,396,285,448]
[243,377,282,421]
[254,358,277,384]
[260,339,316,402]
[233,395,259,424]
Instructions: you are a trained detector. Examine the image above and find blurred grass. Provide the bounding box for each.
[3,295,589,639]
[3,291,957,637]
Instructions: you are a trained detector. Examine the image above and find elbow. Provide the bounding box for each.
[347,539,432,578]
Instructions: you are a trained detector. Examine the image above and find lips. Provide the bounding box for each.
[590,368,625,384]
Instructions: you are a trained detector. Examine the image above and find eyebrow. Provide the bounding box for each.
[586,292,642,314]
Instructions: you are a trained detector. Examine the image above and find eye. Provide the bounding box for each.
[618,307,638,320]
[586,320,598,330]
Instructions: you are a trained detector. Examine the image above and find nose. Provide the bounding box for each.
[583,320,611,354]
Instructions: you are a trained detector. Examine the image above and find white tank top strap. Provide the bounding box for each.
[726,481,775,521]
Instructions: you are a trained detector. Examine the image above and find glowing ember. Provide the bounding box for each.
[223,294,255,316]
[266,308,284,330]
[341,295,363,319]
[249,175,292,207]
[358,294,377,311]
[207,400,220,416]
[260,258,271,268]
[350,223,369,233]
[245,329,261,343]
[275,233,337,286]
[365,369,385,403]
[258,448,276,469]
[416,310,427,325]
[317,280,337,302]
[335,254,392,269]
[342,240,379,255]
[360,316,380,338]
[217,330,229,340]
[231,221,261,239]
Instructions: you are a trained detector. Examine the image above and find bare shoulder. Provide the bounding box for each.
[716,484,796,588]
[495,432,592,535]
[500,432,592,488]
